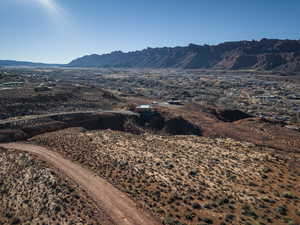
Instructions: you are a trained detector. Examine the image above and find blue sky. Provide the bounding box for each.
[0,0,299,64]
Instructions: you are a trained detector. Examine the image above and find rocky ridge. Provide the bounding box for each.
[69,39,300,72]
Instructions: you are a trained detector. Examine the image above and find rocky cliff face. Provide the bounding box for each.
[69,39,300,72]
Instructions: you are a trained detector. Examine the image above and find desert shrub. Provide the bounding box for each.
[261,174,268,179]
[248,182,258,186]
[217,197,229,205]
[225,214,235,221]
[276,205,288,215]
[163,217,186,225]
[11,217,21,225]
[261,196,275,203]
[261,167,272,173]
[185,212,196,221]
[189,170,198,177]
[192,202,202,209]
[281,192,295,199]
[282,217,293,224]
[201,218,213,224]
[241,204,258,219]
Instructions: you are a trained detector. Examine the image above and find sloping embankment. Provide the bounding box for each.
[0,110,202,143]
[0,111,139,142]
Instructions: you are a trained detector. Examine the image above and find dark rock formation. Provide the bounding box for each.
[0,129,28,142]
[0,110,202,142]
[136,110,202,135]
[213,109,253,122]
[164,117,202,135]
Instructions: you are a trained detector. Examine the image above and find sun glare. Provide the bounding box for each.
[29,0,66,24]
[33,0,61,16]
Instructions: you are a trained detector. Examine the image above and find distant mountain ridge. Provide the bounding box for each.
[0,60,61,67]
[68,39,300,72]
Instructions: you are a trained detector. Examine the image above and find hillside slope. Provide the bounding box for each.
[31,128,300,225]
[68,39,300,72]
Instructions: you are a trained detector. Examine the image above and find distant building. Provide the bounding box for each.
[135,104,155,116]
[287,94,300,100]
[136,104,152,110]
[167,100,183,105]
[34,86,51,92]
[285,125,300,131]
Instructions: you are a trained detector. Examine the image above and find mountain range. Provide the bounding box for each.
[2,39,300,72]
[0,60,60,67]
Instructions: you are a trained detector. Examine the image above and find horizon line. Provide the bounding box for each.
[1,37,299,64]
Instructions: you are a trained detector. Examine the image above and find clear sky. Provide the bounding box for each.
[0,0,299,64]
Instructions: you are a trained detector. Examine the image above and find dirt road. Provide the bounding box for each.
[0,142,160,225]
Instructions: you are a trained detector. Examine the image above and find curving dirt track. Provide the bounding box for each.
[0,142,161,225]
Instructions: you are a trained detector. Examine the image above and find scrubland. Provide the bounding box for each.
[0,146,112,225]
[32,128,300,225]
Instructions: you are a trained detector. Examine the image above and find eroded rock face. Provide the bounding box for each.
[0,110,203,142]
[0,112,139,142]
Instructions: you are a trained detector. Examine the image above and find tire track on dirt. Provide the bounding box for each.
[0,142,160,225]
